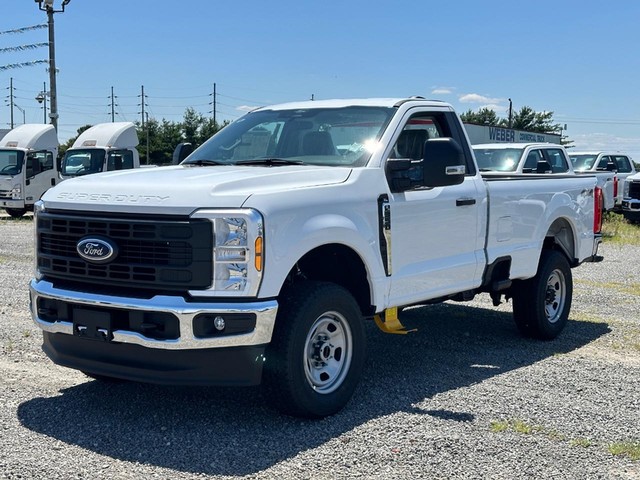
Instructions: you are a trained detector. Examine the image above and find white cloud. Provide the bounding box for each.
[459,93,504,105]
[431,87,453,95]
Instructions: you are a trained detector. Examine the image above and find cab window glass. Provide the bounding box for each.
[25,151,53,177]
[544,149,570,173]
[390,114,443,160]
[612,155,632,173]
[107,150,134,171]
[523,150,543,172]
[596,156,610,170]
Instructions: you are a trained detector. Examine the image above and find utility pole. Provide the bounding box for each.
[139,85,146,129]
[209,82,217,125]
[109,86,117,122]
[9,77,15,129]
[42,82,47,123]
[145,112,150,165]
[35,0,71,131]
[508,98,513,129]
[35,82,49,123]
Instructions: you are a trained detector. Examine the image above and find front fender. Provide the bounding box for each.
[259,211,388,307]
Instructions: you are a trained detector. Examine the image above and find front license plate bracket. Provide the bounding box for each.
[73,308,113,342]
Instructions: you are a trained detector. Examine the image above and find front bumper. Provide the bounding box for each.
[30,279,278,385]
[0,199,25,209]
[621,198,640,212]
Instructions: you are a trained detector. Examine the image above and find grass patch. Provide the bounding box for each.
[571,438,593,448]
[608,441,640,461]
[602,213,640,246]
[574,279,640,298]
[490,419,542,435]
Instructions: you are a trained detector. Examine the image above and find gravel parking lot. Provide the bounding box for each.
[1,214,639,479]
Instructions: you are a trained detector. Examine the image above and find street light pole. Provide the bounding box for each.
[35,0,71,132]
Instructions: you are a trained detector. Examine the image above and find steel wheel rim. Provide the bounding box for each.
[304,311,353,394]
[545,269,566,323]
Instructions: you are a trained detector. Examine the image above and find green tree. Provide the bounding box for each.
[58,124,92,158]
[460,108,500,125]
[510,106,562,134]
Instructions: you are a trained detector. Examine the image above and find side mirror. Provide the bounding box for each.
[172,142,193,165]
[422,138,466,188]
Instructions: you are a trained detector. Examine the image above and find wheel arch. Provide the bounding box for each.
[543,216,578,266]
[279,243,375,317]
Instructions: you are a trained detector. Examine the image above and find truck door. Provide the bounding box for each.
[385,109,485,307]
[24,151,56,207]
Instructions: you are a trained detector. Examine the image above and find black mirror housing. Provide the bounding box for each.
[173,142,193,165]
[422,138,466,188]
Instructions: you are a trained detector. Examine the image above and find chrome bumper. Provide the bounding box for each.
[29,279,278,350]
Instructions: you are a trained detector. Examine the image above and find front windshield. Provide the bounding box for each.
[184,106,395,167]
[473,147,524,172]
[0,150,24,176]
[570,154,597,171]
[61,149,106,176]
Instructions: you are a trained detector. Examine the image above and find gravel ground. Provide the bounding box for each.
[1,214,639,479]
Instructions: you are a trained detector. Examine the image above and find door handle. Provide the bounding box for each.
[456,198,476,206]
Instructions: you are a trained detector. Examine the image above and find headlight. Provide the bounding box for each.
[623,180,630,198]
[191,209,264,297]
[10,184,22,199]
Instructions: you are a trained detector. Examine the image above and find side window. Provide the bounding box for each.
[107,150,134,171]
[523,150,543,172]
[613,155,632,173]
[544,149,570,173]
[26,151,53,177]
[390,114,443,160]
[596,156,610,170]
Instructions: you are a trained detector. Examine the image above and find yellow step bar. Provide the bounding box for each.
[373,307,417,335]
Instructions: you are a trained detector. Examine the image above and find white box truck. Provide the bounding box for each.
[59,122,140,179]
[0,124,59,218]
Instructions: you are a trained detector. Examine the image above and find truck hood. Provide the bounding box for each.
[42,165,352,214]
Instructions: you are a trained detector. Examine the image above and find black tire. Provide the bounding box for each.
[263,281,366,418]
[512,250,572,340]
[5,208,26,218]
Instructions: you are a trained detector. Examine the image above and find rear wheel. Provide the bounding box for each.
[263,281,366,418]
[5,208,26,218]
[512,250,572,340]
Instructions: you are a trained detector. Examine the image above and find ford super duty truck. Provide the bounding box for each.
[30,98,604,418]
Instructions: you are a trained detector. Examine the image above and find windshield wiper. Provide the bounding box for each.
[183,159,225,166]
[235,158,306,166]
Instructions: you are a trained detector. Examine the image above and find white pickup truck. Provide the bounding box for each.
[473,143,616,211]
[30,98,603,418]
[569,151,636,210]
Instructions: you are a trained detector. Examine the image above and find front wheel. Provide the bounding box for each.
[512,250,572,340]
[263,281,366,418]
[5,208,26,218]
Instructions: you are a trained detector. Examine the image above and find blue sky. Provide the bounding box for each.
[1,0,640,159]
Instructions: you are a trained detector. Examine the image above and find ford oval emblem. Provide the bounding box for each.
[76,236,118,264]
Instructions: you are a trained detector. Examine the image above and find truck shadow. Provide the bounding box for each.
[17,302,610,476]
